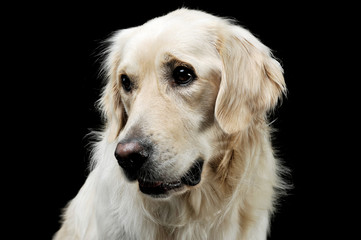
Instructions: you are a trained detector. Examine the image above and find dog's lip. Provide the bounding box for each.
[138,179,183,196]
[138,159,204,197]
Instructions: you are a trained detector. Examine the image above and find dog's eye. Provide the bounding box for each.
[120,74,132,92]
[172,66,196,86]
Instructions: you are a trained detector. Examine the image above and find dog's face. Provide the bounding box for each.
[100,9,285,198]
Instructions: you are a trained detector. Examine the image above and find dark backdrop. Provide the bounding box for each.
[8,1,348,239]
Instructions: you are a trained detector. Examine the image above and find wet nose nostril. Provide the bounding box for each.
[114,141,148,181]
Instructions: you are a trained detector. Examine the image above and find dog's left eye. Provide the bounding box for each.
[172,66,196,86]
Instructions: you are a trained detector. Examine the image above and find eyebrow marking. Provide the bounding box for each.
[162,53,196,73]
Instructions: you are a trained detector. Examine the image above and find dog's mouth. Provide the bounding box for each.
[138,159,204,198]
[138,179,183,196]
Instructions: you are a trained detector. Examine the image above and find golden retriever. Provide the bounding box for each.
[54,8,287,240]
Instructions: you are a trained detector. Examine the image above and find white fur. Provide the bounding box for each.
[54,9,286,240]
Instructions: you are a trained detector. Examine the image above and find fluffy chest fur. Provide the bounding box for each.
[88,162,241,240]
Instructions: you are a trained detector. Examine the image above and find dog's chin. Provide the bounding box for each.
[138,159,204,199]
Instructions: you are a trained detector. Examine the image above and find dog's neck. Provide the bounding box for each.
[138,182,234,239]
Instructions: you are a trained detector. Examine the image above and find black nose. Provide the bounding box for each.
[114,141,148,181]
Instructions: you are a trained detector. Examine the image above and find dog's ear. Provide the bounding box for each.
[98,79,126,142]
[98,29,133,142]
[215,24,286,134]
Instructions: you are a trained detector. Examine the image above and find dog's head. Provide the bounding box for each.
[99,9,285,198]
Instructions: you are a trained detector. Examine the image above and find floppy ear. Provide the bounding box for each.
[215,24,286,134]
[98,79,126,142]
[98,29,134,142]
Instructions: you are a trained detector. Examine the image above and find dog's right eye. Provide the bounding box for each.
[120,74,132,92]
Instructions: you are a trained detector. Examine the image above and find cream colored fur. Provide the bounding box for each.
[54,8,287,240]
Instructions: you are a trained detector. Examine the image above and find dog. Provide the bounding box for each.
[54,8,287,240]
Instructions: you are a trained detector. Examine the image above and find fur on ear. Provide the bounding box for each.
[98,80,126,142]
[98,29,134,142]
[215,24,286,134]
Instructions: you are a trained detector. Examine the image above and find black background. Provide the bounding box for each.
[7,1,352,239]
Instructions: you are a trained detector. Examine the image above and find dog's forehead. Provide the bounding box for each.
[120,15,221,77]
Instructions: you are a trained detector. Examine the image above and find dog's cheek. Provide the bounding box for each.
[193,79,220,132]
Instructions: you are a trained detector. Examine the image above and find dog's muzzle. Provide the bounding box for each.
[114,140,204,197]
